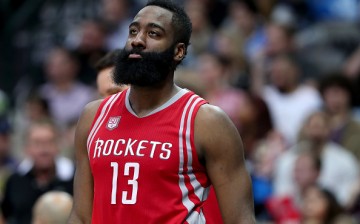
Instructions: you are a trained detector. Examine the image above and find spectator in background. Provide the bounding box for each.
[266,148,321,223]
[174,68,206,97]
[250,21,298,84]
[210,28,248,89]
[239,94,273,158]
[183,0,214,64]
[67,20,108,85]
[55,49,130,161]
[301,186,356,224]
[1,121,74,224]
[343,44,360,118]
[274,111,359,207]
[94,49,129,98]
[32,191,73,224]
[292,150,322,207]
[347,177,360,221]
[253,19,330,85]
[196,52,249,132]
[250,140,277,220]
[101,0,133,50]
[221,0,267,62]
[38,47,97,130]
[252,54,322,145]
[0,118,17,200]
[264,22,295,58]
[12,93,51,158]
[319,74,360,161]
[343,44,360,82]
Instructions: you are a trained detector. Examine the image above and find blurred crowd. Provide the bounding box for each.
[1,0,360,223]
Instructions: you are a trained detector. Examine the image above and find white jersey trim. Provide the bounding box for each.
[125,88,189,118]
[186,210,206,224]
[87,93,122,157]
[185,97,207,201]
[178,95,197,212]
[178,94,207,224]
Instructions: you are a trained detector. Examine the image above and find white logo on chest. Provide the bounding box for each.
[106,116,121,130]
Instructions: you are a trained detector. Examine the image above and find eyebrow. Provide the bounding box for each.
[129,21,166,34]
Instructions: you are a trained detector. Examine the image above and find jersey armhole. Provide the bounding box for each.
[190,101,208,169]
[87,96,111,136]
[86,92,124,151]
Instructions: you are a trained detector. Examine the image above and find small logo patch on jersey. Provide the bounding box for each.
[106,116,121,130]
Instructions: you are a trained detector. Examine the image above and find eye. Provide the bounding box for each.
[129,28,138,35]
[148,30,159,37]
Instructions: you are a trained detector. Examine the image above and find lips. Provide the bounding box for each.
[129,53,142,59]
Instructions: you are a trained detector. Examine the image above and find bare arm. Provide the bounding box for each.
[250,52,266,97]
[68,100,102,224]
[195,105,255,224]
[343,45,360,78]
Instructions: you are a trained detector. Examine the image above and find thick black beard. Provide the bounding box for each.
[113,45,176,87]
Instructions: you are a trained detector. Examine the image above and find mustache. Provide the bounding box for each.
[124,48,148,58]
[123,47,174,59]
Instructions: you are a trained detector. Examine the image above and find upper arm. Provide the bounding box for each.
[195,104,255,224]
[68,100,102,224]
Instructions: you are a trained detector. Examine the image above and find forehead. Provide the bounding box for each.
[28,125,55,139]
[133,6,173,29]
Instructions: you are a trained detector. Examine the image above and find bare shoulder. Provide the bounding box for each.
[195,104,239,137]
[195,104,243,159]
[80,99,103,121]
[75,99,103,141]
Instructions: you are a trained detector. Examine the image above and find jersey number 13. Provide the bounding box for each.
[110,162,139,205]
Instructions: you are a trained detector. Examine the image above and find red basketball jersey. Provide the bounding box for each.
[87,88,222,224]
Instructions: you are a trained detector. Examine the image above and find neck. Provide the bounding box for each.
[278,83,297,94]
[34,165,56,187]
[311,140,326,155]
[128,78,181,117]
[54,80,74,92]
[330,110,350,129]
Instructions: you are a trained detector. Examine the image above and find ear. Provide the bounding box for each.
[174,43,185,63]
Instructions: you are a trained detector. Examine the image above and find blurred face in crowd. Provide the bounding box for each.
[265,23,292,56]
[25,98,48,122]
[323,86,350,114]
[229,1,256,34]
[79,21,106,52]
[102,0,128,23]
[269,56,299,92]
[97,67,129,97]
[197,53,225,90]
[26,124,58,171]
[185,1,207,33]
[114,6,181,87]
[301,186,328,222]
[45,49,78,84]
[293,153,319,191]
[303,113,330,143]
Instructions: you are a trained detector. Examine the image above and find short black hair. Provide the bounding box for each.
[94,49,122,72]
[232,0,258,14]
[319,73,355,105]
[145,0,192,55]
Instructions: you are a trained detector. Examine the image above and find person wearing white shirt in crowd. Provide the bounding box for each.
[274,111,359,207]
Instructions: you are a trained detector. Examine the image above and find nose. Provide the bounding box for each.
[131,32,146,49]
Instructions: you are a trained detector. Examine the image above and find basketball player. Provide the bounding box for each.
[68,0,255,223]
[94,49,129,98]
